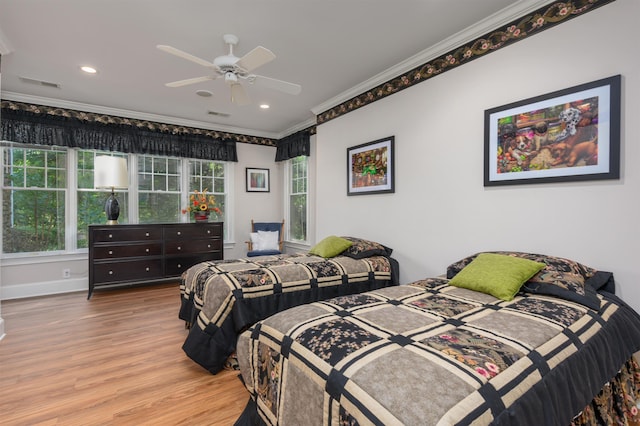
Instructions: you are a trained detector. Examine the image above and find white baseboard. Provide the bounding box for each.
[1,278,87,300]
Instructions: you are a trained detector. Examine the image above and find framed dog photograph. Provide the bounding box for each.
[484,75,621,186]
[347,136,395,196]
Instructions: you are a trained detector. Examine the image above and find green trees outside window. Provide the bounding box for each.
[2,147,67,253]
[1,145,228,255]
[288,156,307,242]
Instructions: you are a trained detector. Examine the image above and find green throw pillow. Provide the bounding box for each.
[448,253,545,301]
[309,236,353,258]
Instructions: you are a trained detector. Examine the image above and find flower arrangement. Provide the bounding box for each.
[182,189,221,216]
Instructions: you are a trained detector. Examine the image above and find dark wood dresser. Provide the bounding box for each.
[88,222,223,298]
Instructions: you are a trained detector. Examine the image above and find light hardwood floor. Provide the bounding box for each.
[0,283,248,425]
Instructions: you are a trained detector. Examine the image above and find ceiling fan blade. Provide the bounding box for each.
[157,45,216,69]
[165,76,216,87]
[235,46,276,72]
[230,83,250,106]
[251,75,302,95]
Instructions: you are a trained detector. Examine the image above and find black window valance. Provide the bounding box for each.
[1,102,241,161]
[275,128,311,161]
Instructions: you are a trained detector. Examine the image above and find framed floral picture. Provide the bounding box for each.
[484,75,621,186]
[347,136,395,195]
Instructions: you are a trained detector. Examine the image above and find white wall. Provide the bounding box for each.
[227,142,284,259]
[315,0,640,312]
[0,142,281,299]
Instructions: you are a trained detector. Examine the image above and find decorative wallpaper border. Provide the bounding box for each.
[0,0,614,142]
[317,0,616,125]
[0,100,279,147]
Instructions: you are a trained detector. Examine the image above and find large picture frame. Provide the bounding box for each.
[347,136,395,195]
[246,168,270,192]
[484,75,621,186]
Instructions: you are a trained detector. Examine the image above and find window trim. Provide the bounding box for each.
[284,155,309,245]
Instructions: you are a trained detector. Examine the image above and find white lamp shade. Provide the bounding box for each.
[94,156,128,189]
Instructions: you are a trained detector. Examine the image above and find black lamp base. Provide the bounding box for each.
[105,191,120,225]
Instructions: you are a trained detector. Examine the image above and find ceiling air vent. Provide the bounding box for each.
[19,76,61,89]
[207,110,230,118]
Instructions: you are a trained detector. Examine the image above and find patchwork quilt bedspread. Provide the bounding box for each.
[236,277,640,425]
[179,253,399,373]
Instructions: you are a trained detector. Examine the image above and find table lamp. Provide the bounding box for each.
[94,156,128,225]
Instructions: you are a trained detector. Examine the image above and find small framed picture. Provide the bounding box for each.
[246,168,270,192]
[347,136,395,195]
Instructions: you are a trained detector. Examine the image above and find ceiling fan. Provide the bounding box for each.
[157,34,302,106]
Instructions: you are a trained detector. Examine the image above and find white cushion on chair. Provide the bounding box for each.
[250,231,280,251]
[257,230,280,251]
[250,232,262,250]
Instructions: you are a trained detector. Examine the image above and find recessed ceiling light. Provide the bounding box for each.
[259,104,270,109]
[196,90,213,97]
[80,66,97,74]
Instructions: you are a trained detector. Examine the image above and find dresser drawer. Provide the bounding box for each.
[92,242,163,259]
[93,259,163,284]
[92,227,161,243]
[165,253,223,276]
[165,238,223,255]
[164,223,223,241]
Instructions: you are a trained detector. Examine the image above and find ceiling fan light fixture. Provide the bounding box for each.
[224,72,238,84]
[158,34,300,106]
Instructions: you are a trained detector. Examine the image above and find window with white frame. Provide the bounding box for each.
[138,155,182,224]
[287,155,308,242]
[187,158,227,235]
[1,144,230,255]
[76,150,129,248]
[1,145,67,253]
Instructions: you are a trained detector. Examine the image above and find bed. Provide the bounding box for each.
[235,251,640,425]
[179,236,400,374]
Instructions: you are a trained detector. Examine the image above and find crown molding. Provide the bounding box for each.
[0,91,281,140]
[311,0,551,115]
[277,116,317,138]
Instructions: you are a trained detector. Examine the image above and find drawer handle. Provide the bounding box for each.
[177,264,182,269]
[207,244,211,248]
[145,232,150,237]
[207,230,211,234]
[108,234,113,239]
[108,270,113,275]
[177,231,181,236]
[145,248,149,253]
[146,267,150,272]
[177,246,181,251]
[108,250,113,255]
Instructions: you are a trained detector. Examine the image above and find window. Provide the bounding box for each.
[2,146,67,253]
[1,144,230,256]
[138,155,181,224]
[287,156,308,242]
[187,159,228,236]
[76,150,129,248]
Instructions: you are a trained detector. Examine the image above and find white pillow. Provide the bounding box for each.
[250,232,262,250]
[257,230,279,251]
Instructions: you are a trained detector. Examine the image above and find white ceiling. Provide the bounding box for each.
[0,0,548,139]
